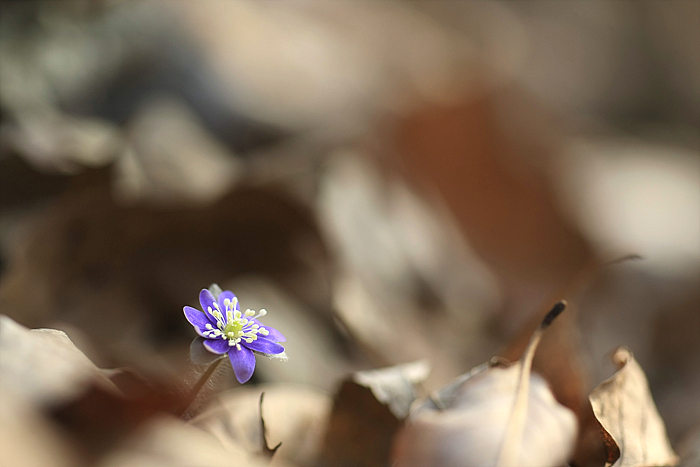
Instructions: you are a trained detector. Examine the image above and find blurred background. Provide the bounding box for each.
[0,0,698,461]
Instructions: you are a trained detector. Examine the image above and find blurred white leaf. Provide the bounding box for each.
[191,384,331,467]
[395,304,577,467]
[559,139,700,273]
[98,416,281,467]
[353,360,430,419]
[396,364,577,467]
[117,97,241,204]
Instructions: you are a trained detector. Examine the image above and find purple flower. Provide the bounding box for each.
[184,285,286,383]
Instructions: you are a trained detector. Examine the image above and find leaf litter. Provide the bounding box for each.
[0,4,695,464]
[589,347,679,467]
[394,301,578,467]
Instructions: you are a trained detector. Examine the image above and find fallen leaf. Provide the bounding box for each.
[502,256,643,467]
[48,379,182,462]
[191,384,332,467]
[0,315,117,405]
[318,361,430,467]
[352,360,431,419]
[0,398,78,467]
[394,302,578,467]
[259,392,283,459]
[0,315,186,462]
[0,316,181,465]
[589,347,679,467]
[117,97,241,204]
[97,415,283,467]
[0,176,334,377]
[396,98,594,294]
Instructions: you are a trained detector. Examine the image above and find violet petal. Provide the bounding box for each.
[199,289,220,323]
[244,337,285,355]
[252,320,286,342]
[183,306,213,337]
[217,290,239,313]
[229,346,256,383]
[203,338,229,355]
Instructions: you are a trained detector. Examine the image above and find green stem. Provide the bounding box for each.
[174,357,225,418]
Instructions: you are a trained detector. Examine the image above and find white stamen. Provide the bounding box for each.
[201,298,280,354]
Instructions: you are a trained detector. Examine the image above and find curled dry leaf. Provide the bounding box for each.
[394,302,578,467]
[0,316,116,467]
[0,316,185,462]
[0,315,118,405]
[589,347,679,467]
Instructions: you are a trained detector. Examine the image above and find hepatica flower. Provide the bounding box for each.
[184,285,286,383]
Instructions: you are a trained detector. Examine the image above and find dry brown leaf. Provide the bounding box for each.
[0,316,185,462]
[0,175,334,376]
[191,384,331,467]
[352,360,431,419]
[589,347,679,467]
[0,315,118,405]
[393,302,578,467]
[396,97,594,291]
[0,317,92,467]
[502,256,642,467]
[0,398,79,467]
[98,416,285,467]
[318,361,430,467]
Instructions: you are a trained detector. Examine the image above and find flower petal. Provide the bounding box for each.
[229,346,256,383]
[244,337,285,355]
[252,320,286,342]
[183,306,213,337]
[217,290,239,313]
[203,338,230,354]
[199,289,220,324]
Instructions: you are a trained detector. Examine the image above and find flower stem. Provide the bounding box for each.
[174,356,225,418]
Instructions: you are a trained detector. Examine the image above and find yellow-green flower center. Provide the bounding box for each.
[203,296,270,350]
[224,320,244,338]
